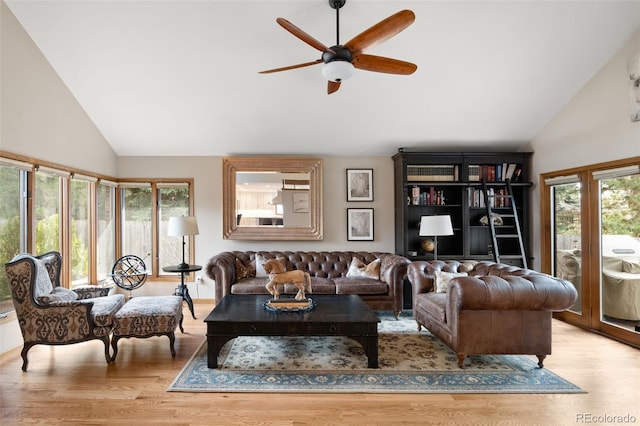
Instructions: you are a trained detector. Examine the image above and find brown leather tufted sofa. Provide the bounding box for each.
[407,260,578,368]
[206,251,410,317]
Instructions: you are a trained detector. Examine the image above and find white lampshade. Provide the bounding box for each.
[167,216,199,237]
[419,215,453,237]
[322,60,355,82]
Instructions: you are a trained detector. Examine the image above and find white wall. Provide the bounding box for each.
[0,2,117,176]
[525,30,640,269]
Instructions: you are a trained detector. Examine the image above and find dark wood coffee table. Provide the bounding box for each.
[205,294,380,369]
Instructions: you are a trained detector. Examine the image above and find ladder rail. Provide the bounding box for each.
[481,184,499,263]
[482,179,528,268]
[506,179,528,269]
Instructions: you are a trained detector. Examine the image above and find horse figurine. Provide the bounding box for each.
[263,259,312,300]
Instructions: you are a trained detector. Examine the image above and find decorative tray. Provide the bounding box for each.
[263,297,316,312]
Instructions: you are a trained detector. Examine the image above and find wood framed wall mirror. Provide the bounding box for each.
[222,157,323,240]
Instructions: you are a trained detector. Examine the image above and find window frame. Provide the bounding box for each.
[0,160,31,313]
[117,179,195,281]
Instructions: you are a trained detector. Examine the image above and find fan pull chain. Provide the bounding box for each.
[335,2,340,45]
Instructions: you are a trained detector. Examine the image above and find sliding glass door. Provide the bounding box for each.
[550,179,583,315]
[542,159,640,347]
[595,168,640,338]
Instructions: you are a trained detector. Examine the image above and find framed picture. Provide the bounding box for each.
[347,208,374,241]
[292,192,309,213]
[346,169,373,201]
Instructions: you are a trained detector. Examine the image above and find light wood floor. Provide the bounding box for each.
[1,303,638,426]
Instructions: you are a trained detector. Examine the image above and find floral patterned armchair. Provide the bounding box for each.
[4,251,125,371]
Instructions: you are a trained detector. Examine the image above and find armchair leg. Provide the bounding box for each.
[20,343,35,371]
[536,354,546,368]
[110,336,120,362]
[101,336,112,364]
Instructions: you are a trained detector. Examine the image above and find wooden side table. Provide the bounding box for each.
[162,264,202,319]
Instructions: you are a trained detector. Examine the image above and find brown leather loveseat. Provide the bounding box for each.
[407,260,578,368]
[206,251,410,317]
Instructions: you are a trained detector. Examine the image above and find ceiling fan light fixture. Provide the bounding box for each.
[322,60,354,82]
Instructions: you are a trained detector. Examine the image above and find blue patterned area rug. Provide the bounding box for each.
[168,314,583,394]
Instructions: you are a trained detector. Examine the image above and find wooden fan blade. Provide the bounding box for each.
[344,10,415,53]
[352,54,417,75]
[277,18,334,53]
[259,59,323,74]
[327,81,341,94]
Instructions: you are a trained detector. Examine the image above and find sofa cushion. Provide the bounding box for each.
[298,277,335,294]
[231,277,272,295]
[334,277,388,295]
[434,270,468,293]
[346,258,381,279]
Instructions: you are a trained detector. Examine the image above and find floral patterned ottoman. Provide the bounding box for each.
[111,296,184,361]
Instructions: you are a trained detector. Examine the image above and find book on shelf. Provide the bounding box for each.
[467,188,511,208]
[410,186,446,205]
[407,165,459,181]
[411,186,420,205]
[468,163,523,182]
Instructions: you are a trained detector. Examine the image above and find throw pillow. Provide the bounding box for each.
[346,258,381,280]
[235,259,256,280]
[36,287,78,305]
[32,258,54,300]
[434,270,468,293]
[255,255,287,277]
[622,260,640,274]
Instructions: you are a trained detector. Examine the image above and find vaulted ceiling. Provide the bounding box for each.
[5,0,640,156]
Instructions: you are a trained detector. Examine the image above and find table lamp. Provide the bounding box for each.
[419,215,453,261]
[167,216,199,269]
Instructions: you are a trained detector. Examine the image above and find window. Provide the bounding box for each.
[547,176,582,314]
[0,160,29,313]
[97,181,116,282]
[158,183,191,274]
[70,177,92,286]
[120,183,153,268]
[34,168,64,254]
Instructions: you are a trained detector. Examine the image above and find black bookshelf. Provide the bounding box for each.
[393,151,532,264]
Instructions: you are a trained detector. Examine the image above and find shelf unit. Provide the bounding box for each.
[393,151,532,265]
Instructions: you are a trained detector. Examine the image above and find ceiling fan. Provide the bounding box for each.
[259,0,417,94]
